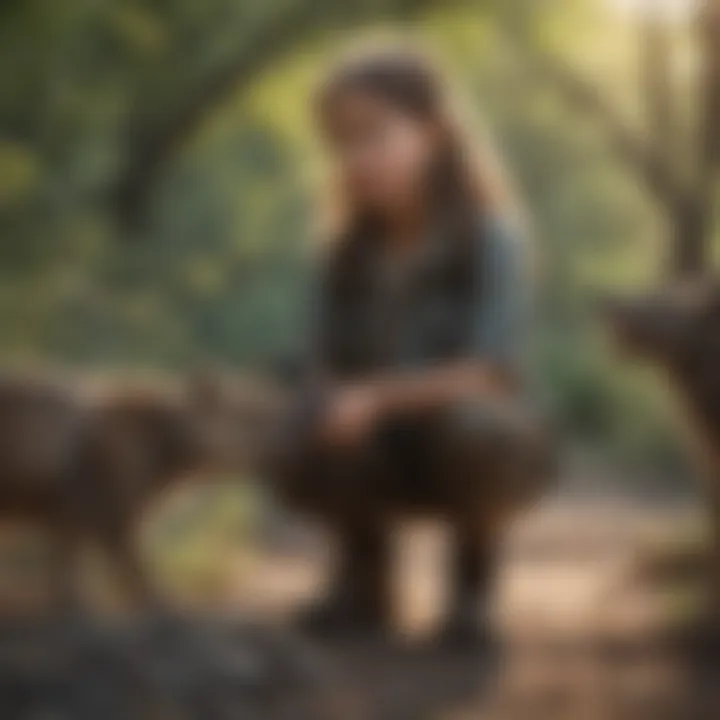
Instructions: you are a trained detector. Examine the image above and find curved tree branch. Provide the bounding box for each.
[114,0,443,234]
[115,1,325,232]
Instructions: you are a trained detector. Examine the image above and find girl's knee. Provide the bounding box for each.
[445,399,558,487]
[446,400,534,450]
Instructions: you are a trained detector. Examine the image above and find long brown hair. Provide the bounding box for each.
[314,42,520,372]
[315,41,513,247]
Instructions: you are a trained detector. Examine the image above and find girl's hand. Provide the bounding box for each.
[320,384,381,448]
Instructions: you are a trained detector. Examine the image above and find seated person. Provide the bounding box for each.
[273,43,555,647]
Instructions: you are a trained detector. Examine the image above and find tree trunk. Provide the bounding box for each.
[641,18,676,171]
[669,194,711,278]
[707,486,720,625]
[668,0,720,278]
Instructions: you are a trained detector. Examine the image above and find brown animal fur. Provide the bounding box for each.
[605,281,720,619]
[0,372,276,611]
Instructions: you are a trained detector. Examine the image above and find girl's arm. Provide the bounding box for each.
[363,214,528,413]
[346,359,514,419]
[321,217,527,444]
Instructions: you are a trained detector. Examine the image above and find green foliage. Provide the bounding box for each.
[148,481,257,604]
[0,0,699,478]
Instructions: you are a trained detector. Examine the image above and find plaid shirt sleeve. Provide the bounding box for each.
[471,215,528,368]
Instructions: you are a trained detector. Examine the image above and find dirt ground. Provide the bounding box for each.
[227,498,719,720]
[1,497,718,720]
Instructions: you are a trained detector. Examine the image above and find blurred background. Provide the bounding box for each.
[1,0,707,482]
[1,1,719,718]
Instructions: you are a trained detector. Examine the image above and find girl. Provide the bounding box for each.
[277,43,553,647]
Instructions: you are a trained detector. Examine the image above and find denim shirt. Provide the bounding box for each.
[470,215,527,367]
[318,213,528,376]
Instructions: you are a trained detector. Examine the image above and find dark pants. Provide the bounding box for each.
[273,395,555,636]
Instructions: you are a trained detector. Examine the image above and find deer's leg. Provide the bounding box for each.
[99,520,156,612]
[50,519,82,615]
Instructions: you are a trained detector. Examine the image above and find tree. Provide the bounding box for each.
[528,0,720,625]
[0,0,459,362]
[507,0,720,278]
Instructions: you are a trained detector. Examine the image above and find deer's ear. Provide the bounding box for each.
[186,367,223,409]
